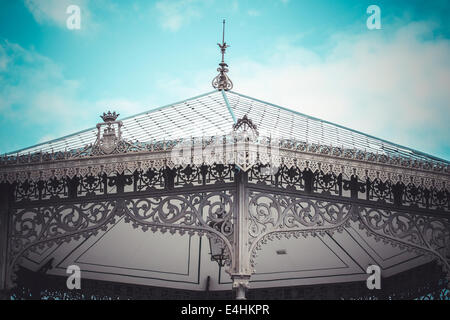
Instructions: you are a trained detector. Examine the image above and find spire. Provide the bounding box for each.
[212,19,233,91]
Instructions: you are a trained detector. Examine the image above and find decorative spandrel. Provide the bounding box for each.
[7,190,236,287]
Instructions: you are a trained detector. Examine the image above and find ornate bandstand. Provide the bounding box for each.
[0,23,449,300]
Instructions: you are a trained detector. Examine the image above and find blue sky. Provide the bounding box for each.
[0,0,449,160]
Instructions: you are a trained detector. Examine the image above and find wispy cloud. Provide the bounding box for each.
[23,0,93,30]
[231,22,450,159]
[248,10,261,17]
[0,40,145,152]
[155,0,210,31]
[0,40,82,122]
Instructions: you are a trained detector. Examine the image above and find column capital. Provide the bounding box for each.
[231,274,251,300]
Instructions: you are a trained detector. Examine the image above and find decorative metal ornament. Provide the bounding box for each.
[212,20,233,91]
[233,114,259,137]
[93,111,124,155]
[231,115,260,172]
[100,111,119,122]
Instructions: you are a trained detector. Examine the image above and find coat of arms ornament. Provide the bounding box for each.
[93,111,123,155]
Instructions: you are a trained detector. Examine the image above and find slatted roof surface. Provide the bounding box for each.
[226,92,448,163]
[8,90,449,164]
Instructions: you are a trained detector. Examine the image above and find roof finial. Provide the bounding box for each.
[212,19,233,91]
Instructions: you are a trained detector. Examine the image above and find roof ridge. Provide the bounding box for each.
[221,90,237,124]
[228,91,449,164]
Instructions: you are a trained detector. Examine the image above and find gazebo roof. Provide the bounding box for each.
[8,90,448,165]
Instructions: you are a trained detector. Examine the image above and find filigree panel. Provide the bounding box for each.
[9,200,119,279]
[7,190,235,287]
[247,190,353,269]
[12,165,235,202]
[123,191,234,248]
[247,189,450,276]
[248,163,449,212]
[356,206,450,271]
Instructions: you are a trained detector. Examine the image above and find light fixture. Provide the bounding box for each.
[209,237,227,267]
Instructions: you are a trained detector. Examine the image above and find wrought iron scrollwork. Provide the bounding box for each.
[135,168,163,191]
[10,201,119,275]
[246,188,450,276]
[176,165,200,186]
[247,190,352,270]
[314,170,339,195]
[209,163,234,184]
[212,66,233,91]
[15,179,37,201]
[248,163,449,212]
[369,178,392,203]
[12,165,236,202]
[8,190,235,287]
[123,192,234,242]
[356,206,450,271]
[80,174,104,196]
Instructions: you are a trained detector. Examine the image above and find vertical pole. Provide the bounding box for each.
[221,20,226,63]
[231,169,251,300]
[0,182,12,292]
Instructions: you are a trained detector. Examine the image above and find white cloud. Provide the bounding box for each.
[23,0,93,30]
[0,40,85,123]
[0,40,145,151]
[155,0,208,31]
[230,22,450,159]
[0,44,10,71]
[248,10,261,17]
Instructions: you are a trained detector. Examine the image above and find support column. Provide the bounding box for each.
[0,182,13,292]
[231,170,251,300]
[445,232,450,291]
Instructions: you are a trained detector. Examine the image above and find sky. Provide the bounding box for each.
[0,0,449,160]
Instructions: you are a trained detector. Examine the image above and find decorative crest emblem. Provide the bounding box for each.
[101,111,120,123]
[93,111,124,155]
[212,20,233,91]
